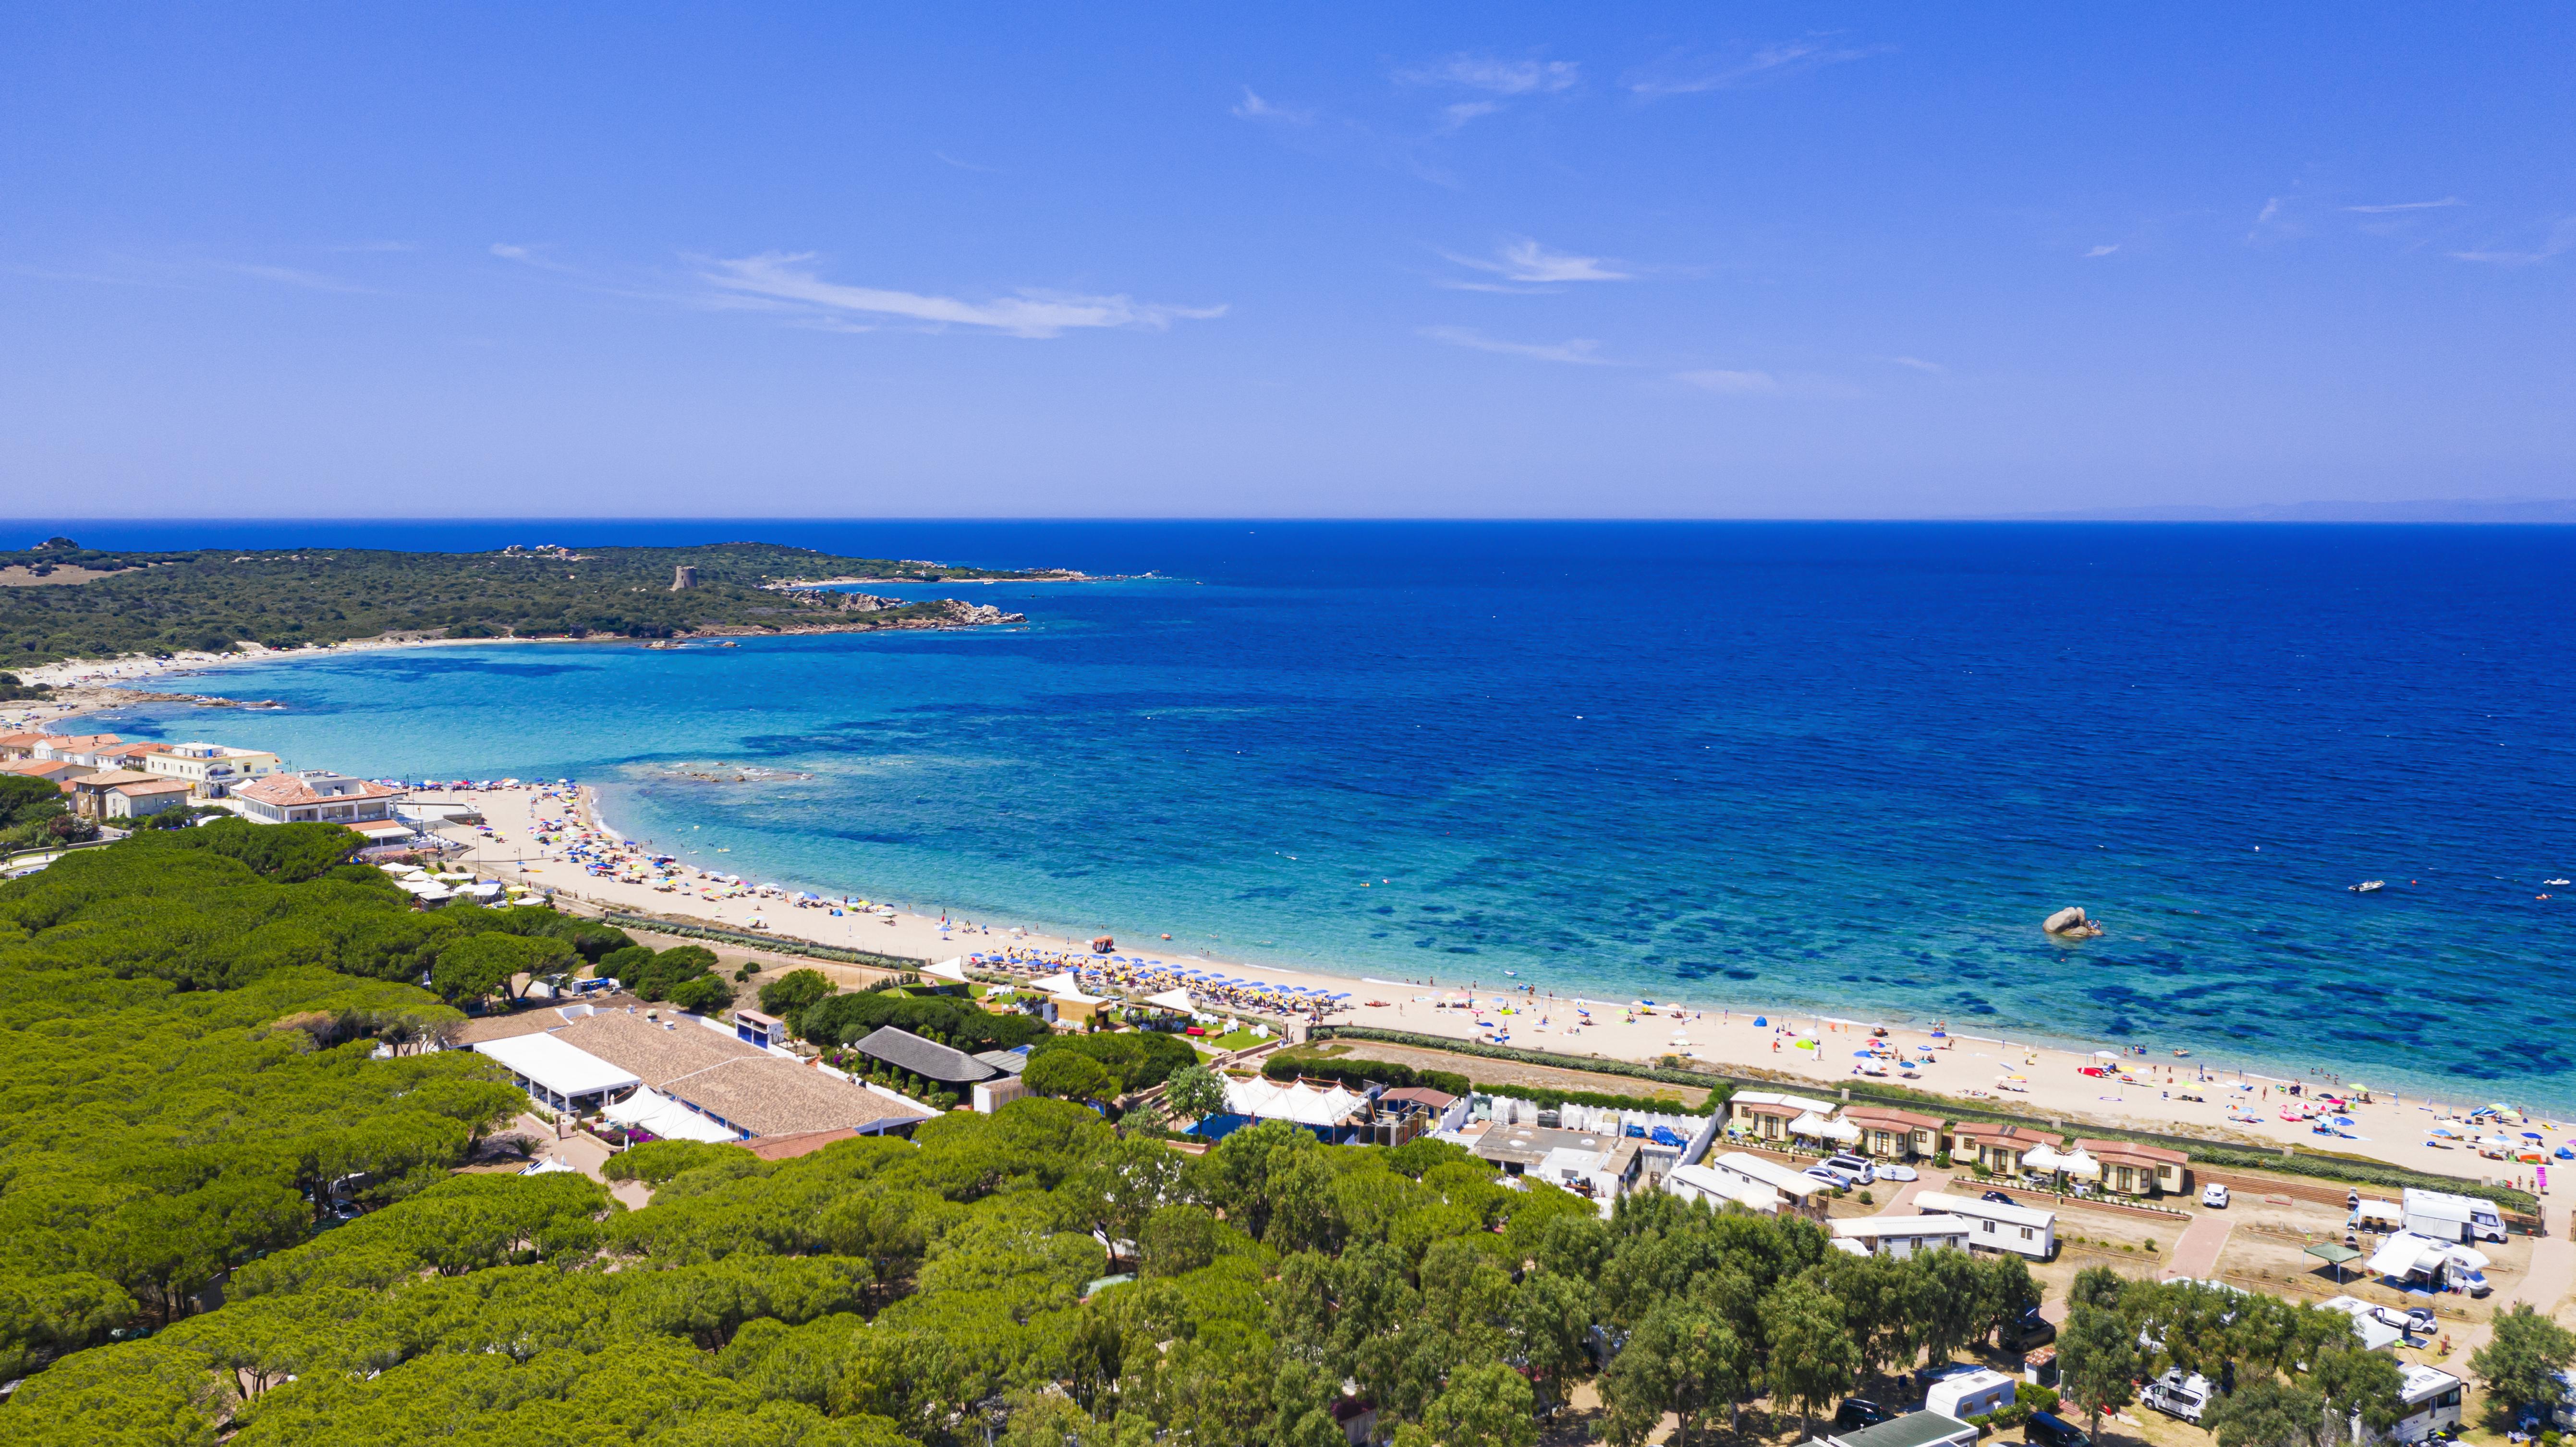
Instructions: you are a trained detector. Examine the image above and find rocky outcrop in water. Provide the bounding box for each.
[2044,906,2105,938]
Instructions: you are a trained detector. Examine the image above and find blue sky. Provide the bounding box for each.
[3,6,2569,518]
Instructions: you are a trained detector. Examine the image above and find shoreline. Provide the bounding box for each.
[416,780,2556,1187]
[28,648,2566,1170]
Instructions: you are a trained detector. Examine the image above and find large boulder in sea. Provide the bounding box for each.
[2044,906,2105,938]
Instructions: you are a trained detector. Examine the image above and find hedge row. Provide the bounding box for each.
[1265,1051,1716,1119]
[1311,1027,2534,1213]
[1288,1031,1724,1116]
[1309,1027,1731,1097]
[601,913,926,972]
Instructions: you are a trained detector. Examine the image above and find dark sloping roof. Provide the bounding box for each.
[1379,1086,1458,1110]
[972,1049,1028,1076]
[855,1026,997,1084]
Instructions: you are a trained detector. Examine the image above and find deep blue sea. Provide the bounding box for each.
[37,520,2576,1106]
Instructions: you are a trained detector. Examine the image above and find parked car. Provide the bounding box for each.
[1982,1189,2018,1205]
[2027,1411,2093,1447]
[2201,1183,2231,1209]
[2002,1306,2056,1352]
[1878,1163,1920,1182]
[1823,1154,1877,1185]
[1835,1399,1896,1431]
[1806,1165,1854,1189]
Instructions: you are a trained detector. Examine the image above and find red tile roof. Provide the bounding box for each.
[2073,1137,2189,1167]
[235,774,405,808]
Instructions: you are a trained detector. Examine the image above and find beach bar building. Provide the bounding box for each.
[852,1026,1001,1094]
[231,771,407,825]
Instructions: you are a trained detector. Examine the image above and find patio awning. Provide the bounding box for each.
[2306,1242,2362,1265]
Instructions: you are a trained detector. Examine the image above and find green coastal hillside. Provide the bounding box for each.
[1,826,2488,1446]
[0,537,1071,664]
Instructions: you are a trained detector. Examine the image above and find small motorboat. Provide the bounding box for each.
[2350,880,2385,893]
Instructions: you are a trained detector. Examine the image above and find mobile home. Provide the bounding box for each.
[1913,1191,2056,1260]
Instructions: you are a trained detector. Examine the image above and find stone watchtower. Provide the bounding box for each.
[670,566,698,591]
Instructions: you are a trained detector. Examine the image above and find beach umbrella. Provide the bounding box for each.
[2093,1049,2119,1059]
[1752,1016,1767,1027]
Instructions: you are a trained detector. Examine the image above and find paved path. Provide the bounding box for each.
[2162,1206,2232,1282]
[1873,1169,1952,1217]
[2444,1205,2575,1362]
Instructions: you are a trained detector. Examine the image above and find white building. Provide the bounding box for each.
[1666,1161,1785,1214]
[1914,1191,2057,1259]
[1833,1213,1975,1260]
[1684,1150,1831,1219]
[231,770,407,824]
[138,741,281,798]
[473,1032,642,1118]
[2401,1187,2506,1243]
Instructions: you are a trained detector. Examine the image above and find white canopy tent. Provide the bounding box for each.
[1029,971,1108,1004]
[1788,1110,1861,1144]
[1144,987,1199,1013]
[924,957,971,982]
[2058,1147,2102,1181]
[473,1033,639,1114]
[2020,1144,2069,1173]
[2367,1232,2453,1280]
[602,1086,742,1144]
[1221,1077,1366,1128]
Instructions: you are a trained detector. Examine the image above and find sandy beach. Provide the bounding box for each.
[20,648,2551,1193]
[417,783,2553,1191]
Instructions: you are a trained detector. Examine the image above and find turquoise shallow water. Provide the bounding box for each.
[55,520,2576,1108]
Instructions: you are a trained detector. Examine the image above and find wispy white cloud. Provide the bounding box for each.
[1420,325,1612,365]
[326,240,419,254]
[1625,37,1888,97]
[490,242,584,276]
[2245,195,2307,245]
[932,150,1001,172]
[1436,101,1503,133]
[1887,356,1944,374]
[2084,244,2120,258]
[2345,197,2463,214]
[700,252,1225,338]
[1400,54,1581,95]
[1230,87,1314,124]
[214,262,372,293]
[2449,217,2576,266]
[1441,238,1631,287]
[1674,368,1781,394]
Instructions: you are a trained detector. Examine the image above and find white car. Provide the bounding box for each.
[1821,1154,1877,1185]
[1806,1165,1856,1189]
[1878,1163,1920,1182]
[2201,1183,2230,1209]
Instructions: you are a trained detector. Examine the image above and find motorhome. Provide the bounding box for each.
[2401,1187,2505,1244]
[2356,1364,2462,1445]
[2142,1370,2219,1423]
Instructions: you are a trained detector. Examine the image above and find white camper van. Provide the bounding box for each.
[2401,1188,2505,1244]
